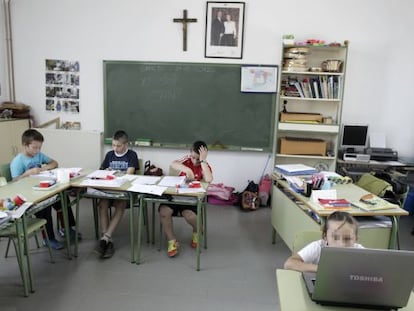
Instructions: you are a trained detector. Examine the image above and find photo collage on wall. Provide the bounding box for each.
[45,59,80,113]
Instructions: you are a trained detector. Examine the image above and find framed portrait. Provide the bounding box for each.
[205,2,245,59]
[241,65,278,93]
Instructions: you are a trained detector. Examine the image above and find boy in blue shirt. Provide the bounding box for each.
[10,129,80,250]
[94,130,139,259]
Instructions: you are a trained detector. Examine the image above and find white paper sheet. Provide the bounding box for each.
[86,170,116,179]
[119,174,139,182]
[177,188,206,194]
[30,171,56,179]
[311,189,337,203]
[80,178,127,188]
[158,176,186,187]
[370,132,386,148]
[132,175,162,185]
[9,202,33,219]
[128,184,167,196]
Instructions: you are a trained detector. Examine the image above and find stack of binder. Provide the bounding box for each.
[275,164,317,176]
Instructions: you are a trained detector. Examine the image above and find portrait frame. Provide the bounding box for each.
[205,2,245,59]
[240,65,278,93]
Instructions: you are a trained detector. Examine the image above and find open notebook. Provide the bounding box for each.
[302,247,414,310]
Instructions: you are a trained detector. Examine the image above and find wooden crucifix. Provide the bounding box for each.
[173,9,197,51]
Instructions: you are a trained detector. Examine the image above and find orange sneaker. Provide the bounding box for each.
[167,239,179,257]
[191,232,198,249]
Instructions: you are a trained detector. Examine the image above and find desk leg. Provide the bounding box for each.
[129,193,135,263]
[152,202,156,245]
[14,219,30,296]
[92,198,100,240]
[21,216,35,293]
[271,227,276,244]
[389,216,400,249]
[196,198,201,271]
[74,189,81,257]
[60,192,72,259]
[135,195,144,265]
[203,200,207,249]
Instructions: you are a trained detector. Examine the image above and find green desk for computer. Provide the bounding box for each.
[271,177,408,251]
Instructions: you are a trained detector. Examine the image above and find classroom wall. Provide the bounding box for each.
[1,0,413,191]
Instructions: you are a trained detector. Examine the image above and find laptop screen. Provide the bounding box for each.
[308,247,414,309]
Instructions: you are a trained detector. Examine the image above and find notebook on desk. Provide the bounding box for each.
[302,247,414,310]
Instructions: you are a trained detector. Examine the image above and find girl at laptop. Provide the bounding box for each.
[284,211,364,272]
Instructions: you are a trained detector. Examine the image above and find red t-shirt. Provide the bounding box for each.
[177,155,212,181]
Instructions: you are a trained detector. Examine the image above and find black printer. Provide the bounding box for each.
[365,148,398,161]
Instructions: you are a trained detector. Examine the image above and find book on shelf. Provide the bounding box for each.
[300,80,311,98]
[312,79,320,98]
[319,76,328,99]
[294,82,305,98]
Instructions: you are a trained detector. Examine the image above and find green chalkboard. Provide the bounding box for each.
[104,61,276,151]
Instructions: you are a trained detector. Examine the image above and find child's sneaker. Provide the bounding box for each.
[101,241,115,259]
[191,232,198,249]
[167,239,179,257]
[94,239,108,256]
[43,238,64,250]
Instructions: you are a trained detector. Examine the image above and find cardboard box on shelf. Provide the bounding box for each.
[280,137,327,156]
[280,112,322,123]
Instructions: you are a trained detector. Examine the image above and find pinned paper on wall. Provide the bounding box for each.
[45,59,80,114]
[370,132,386,148]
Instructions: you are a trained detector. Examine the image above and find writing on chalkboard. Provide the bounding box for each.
[104,61,277,150]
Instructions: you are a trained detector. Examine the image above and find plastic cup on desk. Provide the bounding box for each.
[57,169,70,183]
[13,195,25,206]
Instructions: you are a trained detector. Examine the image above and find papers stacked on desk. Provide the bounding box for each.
[132,175,162,185]
[79,169,128,187]
[158,176,186,187]
[128,184,167,196]
[86,170,117,179]
[80,178,127,188]
[275,164,317,176]
[7,202,33,219]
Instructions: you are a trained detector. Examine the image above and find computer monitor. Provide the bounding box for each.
[340,124,369,153]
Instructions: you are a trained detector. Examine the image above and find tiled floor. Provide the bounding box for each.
[1,201,413,311]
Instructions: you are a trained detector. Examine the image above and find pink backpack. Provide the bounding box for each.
[207,183,237,205]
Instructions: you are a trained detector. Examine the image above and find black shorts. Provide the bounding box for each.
[160,204,197,217]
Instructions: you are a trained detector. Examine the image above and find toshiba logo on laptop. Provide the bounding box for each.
[350,275,384,283]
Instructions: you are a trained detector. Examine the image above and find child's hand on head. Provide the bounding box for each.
[198,146,208,161]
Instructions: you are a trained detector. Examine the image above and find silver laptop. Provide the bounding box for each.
[303,247,414,310]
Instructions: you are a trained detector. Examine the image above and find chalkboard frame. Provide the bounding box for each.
[103,60,277,152]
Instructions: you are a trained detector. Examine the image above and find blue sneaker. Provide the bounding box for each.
[43,238,64,250]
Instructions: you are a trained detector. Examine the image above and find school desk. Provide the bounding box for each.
[69,171,149,263]
[137,182,208,271]
[271,177,408,251]
[276,269,414,311]
[0,177,72,296]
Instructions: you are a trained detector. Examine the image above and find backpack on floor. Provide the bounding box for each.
[239,180,261,211]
